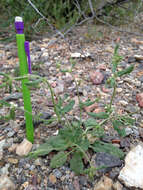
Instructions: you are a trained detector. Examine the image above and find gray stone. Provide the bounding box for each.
[44,61,52,67]
[120,61,127,68]
[94,152,122,173]
[120,138,130,148]
[128,57,136,63]
[79,176,87,186]
[109,168,121,180]
[53,169,62,178]
[68,183,75,190]
[125,127,133,136]
[4,92,22,101]
[139,75,143,82]
[7,131,16,137]
[132,126,139,136]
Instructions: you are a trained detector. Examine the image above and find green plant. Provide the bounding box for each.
[27,44,134,178]
[0,44,135,178]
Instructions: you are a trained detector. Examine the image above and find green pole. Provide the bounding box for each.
[15,17,34,143]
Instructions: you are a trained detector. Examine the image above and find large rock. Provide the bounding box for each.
[118,143,143,189]
[94,152,122,173]
[0,175,15,190]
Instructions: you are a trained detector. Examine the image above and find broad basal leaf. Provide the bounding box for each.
[117,65,134,77]
[50,151,67,168]
[29,143,54,158]
[88,112,109,119]
[29,135,69,158]
[112,120,126,137]
[78,138,90,151]
[70,151,84,174]
[91,141,124,159]
[59,126,82,144]
[47,135,70,150]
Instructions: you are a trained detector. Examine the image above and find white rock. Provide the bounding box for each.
[0,139,6,151]
[119,100,128,106]
[0,175,15,190]
[116,88,123,93]
[71,52,90,58]
[134,55,143,61]
[16,139,32,156]
[118,143,143,189]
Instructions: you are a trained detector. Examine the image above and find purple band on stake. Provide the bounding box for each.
[25,41,32,74]
[15,22,24,34]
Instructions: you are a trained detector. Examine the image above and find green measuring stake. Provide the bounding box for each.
[15,17,34,143]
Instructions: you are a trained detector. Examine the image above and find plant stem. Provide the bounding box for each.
[74,78,82,125]
[44,79,61,123]
[74,143,92,166]
[109,83,116,110]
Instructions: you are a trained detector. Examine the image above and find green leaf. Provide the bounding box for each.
[50,151,67,168]
[80,99,96,109]
[119,116,135,125]
[57,97,63,108]
[10,107,15,120]
[0,100,11,107]
[29,135,70,158]
[47,135,70,151]
[112,120,126,137]
[117,65,134,77]
[25,78,43,86]
[61,100,75,113]
[88,112,109,119]
[106,77,116,88]
[0,82,7,88]
[114,44,119,54]
[59,126,82,145]
[71,120,81,128]
[91,125,104,138]
[0,72,9,78]
[84,118,98,128]
[79,138,90,151]
[70,151,84,174]
[91,141,124,159]
[29,143,54,158]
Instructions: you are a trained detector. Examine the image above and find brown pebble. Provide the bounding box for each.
[49,173,57,184]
